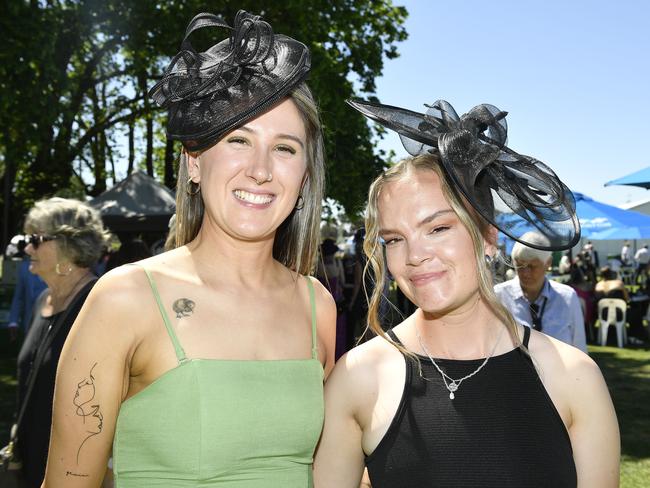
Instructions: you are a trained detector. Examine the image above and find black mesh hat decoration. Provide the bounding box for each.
[149,11,311,152]
[347,99,580,251]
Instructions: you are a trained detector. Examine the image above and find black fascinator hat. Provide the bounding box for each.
[347,99,580,251]
[149,11,311,152]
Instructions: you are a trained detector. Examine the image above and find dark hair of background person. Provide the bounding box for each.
[105,238,152,272]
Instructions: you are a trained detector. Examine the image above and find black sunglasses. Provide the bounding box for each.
[26,234,58,249]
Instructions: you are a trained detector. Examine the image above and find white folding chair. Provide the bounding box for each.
[596,298,628,347]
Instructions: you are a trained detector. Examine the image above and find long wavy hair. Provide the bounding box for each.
[363,153,520,348]
[173,82,325,275]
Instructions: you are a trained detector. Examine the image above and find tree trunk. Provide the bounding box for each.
[30,126,57,199]
[146,113,153,176]
[1,131,18,249]
[90,85,106,196]
[139,72,153,176]
[107,139,116,185]
[128,118,135,175]
[92,132,107,195]
[164,138,175,189]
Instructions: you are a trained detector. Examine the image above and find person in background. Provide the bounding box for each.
[7,239,46,341]
[583,241,599,268]
[566,262,595,341]
[495,232,587,352]
[620,241,631,266]
[12,198,108,487]
[594,266,629,302]
[347,228,371,345]
[347,228,390,346]
[316,238,348,359]
[315,96,618,487]
[576,249,597,286]
[558,251,571,275]
[43,11,334,488]
[593,266,648,345]
[634,244,650,282]
[92,246,111,277]
[104,238,152,272]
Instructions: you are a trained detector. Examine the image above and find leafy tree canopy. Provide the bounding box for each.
[0,0,408,246]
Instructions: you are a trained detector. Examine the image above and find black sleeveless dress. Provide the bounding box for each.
[366,327,577,488]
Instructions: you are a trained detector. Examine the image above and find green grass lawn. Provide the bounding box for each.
[0,329,648,486]
[589,345,650,487]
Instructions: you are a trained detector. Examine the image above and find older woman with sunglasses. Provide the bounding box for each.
[8,198,109,488]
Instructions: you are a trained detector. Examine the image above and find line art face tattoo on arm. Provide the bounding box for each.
[173,298,195,318]
[73,363,103,465]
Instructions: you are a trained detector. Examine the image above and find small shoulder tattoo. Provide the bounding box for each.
[173,298,195,318]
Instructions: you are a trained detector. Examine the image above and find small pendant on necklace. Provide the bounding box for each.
[449,392,455,400]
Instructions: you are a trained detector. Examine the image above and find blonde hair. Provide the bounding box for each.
[363,153,520,348]
[173,83,325,275]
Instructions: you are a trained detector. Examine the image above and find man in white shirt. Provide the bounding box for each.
[621,241,631,266]
[494,232,587,352]
[634,244,650,282]
[634,245,649,266]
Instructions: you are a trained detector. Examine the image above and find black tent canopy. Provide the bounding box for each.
[90,171,176,233]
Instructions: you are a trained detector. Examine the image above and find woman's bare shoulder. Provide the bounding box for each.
[85,249,191,328]
[331,333,402,386]
[324,332,404,421]
[92,265,148,302]
[528,330,603,388]
[307,274,336,308]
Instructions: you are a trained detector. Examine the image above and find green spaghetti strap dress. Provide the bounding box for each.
[113,268,324,487]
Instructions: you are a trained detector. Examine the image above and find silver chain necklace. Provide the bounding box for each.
[415,324,505,400]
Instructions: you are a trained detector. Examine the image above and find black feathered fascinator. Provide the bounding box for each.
[149,11,311,152]
[347,99,580,251]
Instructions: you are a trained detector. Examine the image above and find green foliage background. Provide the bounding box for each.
[0,0,408,245]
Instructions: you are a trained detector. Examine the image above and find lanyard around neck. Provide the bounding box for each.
[529,295,548,331]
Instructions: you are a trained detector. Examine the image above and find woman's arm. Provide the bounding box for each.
[312,277,337,379]
[42,270,139,487]
[314,354,367,487]
[532,333,620,488]
[567,354,620,487]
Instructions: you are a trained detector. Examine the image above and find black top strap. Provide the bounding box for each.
[522,324,532,348]
[386,329,402,345]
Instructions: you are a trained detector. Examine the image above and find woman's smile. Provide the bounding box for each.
[233,189,276,207]
[408,270,447,287]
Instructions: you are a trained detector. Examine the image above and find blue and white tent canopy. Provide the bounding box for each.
[574,192,650,239]
[605,166,650,190]
[496,192,650,251]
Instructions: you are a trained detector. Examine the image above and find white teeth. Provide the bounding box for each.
[234,189,273,205]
